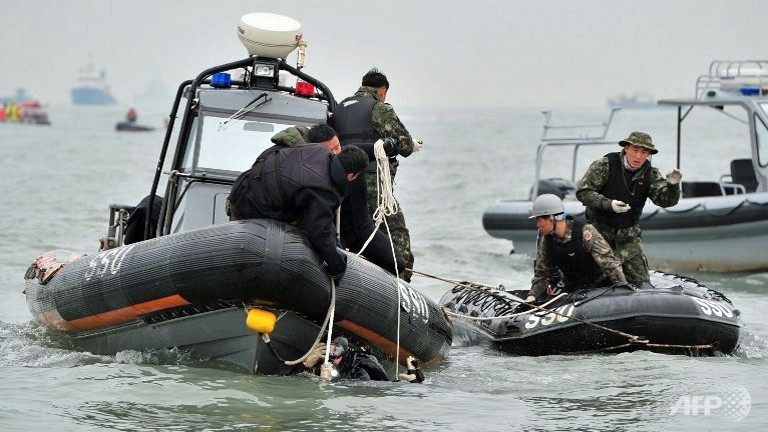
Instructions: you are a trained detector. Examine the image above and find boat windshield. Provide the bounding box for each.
[188,113,304,173]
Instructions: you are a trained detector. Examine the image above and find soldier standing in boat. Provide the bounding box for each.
[525,194,628,302]
[576,131,682,287]
[332,68,421,282]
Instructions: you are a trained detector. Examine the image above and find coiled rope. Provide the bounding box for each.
[355,139,403,375]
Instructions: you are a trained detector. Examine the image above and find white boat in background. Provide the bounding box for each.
[606,92,656,109]
[71,60,116,105]
[483,60,768,273]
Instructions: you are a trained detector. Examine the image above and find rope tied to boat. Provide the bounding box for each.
[270,209,343,367]
[356,139,399,255]
[414,269,655,347]
[275,274,338,366]
[353,139,403,376]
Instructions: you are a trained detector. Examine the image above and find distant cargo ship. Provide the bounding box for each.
[606,92,656,109]
[71,62,116,105]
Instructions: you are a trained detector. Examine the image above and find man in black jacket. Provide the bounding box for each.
[233,124,405,276]
[228,144,368,278]
[308,125,406,276]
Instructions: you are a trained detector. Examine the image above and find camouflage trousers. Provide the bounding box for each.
[592,222,650,287]
[366,174,413,282]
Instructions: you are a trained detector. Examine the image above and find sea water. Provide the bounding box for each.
[1,104,766,431]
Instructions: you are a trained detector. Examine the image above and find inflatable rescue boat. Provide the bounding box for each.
[25,220,451,374]
[23,13,452,374]
[440,271,741,356]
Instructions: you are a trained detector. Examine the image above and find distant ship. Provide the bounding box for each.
[71,62,116,105]
[606,92,656,109]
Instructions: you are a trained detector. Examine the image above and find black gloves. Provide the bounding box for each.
[322,255,347,284]
[382,137,400,157]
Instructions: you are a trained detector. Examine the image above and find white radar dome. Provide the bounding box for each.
[237,13,303,58]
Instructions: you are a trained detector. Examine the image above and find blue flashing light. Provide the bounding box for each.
[740,86,760,96]
[211,72,232,88]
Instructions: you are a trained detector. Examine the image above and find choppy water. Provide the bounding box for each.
[1,104,766,431]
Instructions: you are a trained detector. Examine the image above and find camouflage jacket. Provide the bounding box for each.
[353,86,415,157]
[576,153,680,217]
[529,221,627,299]
[271,126,307,147]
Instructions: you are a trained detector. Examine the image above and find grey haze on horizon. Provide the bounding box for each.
[1,0,764,109]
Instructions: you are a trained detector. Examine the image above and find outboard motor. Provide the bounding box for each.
[529,177,577,200]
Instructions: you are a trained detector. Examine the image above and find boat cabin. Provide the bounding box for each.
[659,60,768,197]
[101,18,336,249]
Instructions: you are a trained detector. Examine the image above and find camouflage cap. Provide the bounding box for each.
[619,131,658,154]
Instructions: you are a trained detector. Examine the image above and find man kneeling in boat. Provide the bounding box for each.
[228,144,369,280]
[525,194,628,303]
[301,337,424,383]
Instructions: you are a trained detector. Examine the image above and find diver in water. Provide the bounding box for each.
[302,336,424,383]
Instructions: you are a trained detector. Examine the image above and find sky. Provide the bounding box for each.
[1,0,766,109]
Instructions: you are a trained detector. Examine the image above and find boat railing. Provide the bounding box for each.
[100,203,134,251]
[532,108,621,198]
[695,60,768,99]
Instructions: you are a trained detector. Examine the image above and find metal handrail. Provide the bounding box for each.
[696,60,768,99]
[531,109,621,198]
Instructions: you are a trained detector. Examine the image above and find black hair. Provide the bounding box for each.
[362,68,389,90]
[337,146,368,175]
[307,124,337,143]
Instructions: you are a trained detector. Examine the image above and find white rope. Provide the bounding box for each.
[281,277,336,366]
[357,139,398,256]
[323,277,337,364]
[372,139,399,223]
[353,139,403,375]
[284,209,342,367]
[443,293,567,321]
[324,207,342,364]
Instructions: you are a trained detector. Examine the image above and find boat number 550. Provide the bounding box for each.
[525,304,575,329]
[692,298,734,318]
[399,282,429,324]
[84,245,135,281]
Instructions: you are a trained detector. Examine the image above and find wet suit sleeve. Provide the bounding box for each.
[295,188,347,275]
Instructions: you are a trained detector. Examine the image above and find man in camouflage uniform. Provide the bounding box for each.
[525,194,627,302]
[332,68,420,281]
[576,131,682,287]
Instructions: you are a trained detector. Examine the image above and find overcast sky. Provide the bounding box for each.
[1,0,765,108]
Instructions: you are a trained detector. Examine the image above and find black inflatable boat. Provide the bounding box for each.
[25,220,452,374]
[440,271,741,356]
[116,121,155,132]
[23,20,453,375]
